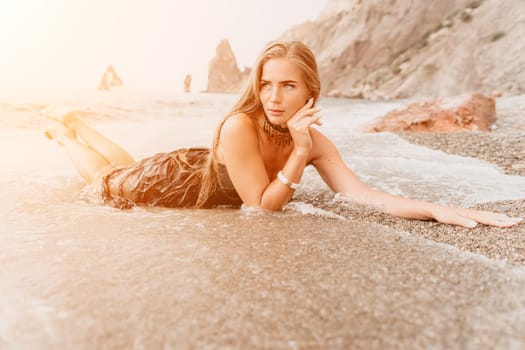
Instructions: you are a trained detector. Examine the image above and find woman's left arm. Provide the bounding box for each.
[309,129,523,228]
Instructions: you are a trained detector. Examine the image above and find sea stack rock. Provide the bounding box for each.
[206,40,251,93]
[98,65,123,91]
[365,93,497,132]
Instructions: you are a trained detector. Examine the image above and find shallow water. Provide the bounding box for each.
[1,88,525,348]
[3,209,525,348]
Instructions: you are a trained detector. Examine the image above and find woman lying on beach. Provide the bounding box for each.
[44,40,522,228]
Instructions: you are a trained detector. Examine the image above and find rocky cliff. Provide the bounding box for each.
[98,64,123,91]
[206,40,251,93]
[279,0,525,99]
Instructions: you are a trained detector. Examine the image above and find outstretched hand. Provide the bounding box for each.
[430,205,523,228]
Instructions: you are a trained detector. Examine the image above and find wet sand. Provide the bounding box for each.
[377,102,525,266]
[2,92,525,348]
[2,210,525,349]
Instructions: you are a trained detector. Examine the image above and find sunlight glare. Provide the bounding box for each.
[0,0,327,91]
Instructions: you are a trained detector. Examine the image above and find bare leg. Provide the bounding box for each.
[45,126,113,184]
[42,106,135,167]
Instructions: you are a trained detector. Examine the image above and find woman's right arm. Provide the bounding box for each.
[219,113,307,211]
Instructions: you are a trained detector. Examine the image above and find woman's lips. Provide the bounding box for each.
[268,108,284,116]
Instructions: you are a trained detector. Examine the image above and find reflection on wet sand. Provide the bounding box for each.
[2,209,525,349]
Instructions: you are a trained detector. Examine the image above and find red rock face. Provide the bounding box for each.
[365,93,497,132]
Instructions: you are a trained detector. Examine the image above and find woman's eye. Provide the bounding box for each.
[284,84,295,89]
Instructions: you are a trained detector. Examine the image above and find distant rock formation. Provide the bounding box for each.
[365,93,497,132]
[279,0,525,99]
[184,74,192,93]
[206,40,251,93]
[98,65,123,91]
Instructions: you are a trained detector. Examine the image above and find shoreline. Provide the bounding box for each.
[357,107,525,266]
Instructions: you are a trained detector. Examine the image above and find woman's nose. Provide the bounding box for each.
[270,86,282,103]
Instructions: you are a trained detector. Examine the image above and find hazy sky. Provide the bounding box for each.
[0,0,328,92]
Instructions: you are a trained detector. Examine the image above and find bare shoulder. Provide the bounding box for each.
[219,113,259,154]
[220,113,257,139]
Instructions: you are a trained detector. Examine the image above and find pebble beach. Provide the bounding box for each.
[357,98,525,266]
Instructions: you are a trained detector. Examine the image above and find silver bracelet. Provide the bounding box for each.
[277,170,301,190]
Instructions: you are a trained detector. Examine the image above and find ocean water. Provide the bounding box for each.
[1,88,525,348]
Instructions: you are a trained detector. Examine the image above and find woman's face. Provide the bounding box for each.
[259,58,311,126]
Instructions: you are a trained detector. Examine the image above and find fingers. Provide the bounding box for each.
[438,213,478,228]
[433,207,523,228]
[288,98,320,123]
[305,97,315,108]
[296,113,322,126]
[460,219,478,229]
[302,97,315,110]
[455,211,522,228]
[290,108,322,124]
[458,208,523,228]
[289,98,314,120]
[288,104,323,132]
[468,214,522,228]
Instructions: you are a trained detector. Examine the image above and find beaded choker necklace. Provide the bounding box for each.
[263,114,292,146]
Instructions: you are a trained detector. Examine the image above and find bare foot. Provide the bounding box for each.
[44,124,76,142]
[41,105,78,126]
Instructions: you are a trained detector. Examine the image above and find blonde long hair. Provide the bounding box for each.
[195,41,321,207]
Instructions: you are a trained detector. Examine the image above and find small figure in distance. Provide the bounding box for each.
[184,74,192,93]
